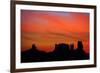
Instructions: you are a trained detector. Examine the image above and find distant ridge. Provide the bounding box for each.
[21,41,89,63]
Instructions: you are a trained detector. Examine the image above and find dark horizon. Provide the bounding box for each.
[21,40,89,63]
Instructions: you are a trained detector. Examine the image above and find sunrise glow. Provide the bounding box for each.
[21,10,90,53]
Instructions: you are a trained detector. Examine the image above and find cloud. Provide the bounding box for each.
[22,31,89,42]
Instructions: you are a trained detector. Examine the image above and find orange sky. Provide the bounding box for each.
[21,10,90,53]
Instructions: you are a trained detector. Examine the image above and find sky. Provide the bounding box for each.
[21,10,90,53]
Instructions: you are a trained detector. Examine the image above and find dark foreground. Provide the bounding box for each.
[21,41,89,63]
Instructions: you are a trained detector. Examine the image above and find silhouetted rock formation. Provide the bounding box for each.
[51,43,70,60]
[21,41,89,63]
[75,41,89,59]
[69,43,75,59]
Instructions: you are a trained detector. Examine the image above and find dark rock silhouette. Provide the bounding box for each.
[74,41,89,59]
[69,43,75,59]
[21,41,89,63]
[51,43,70,60]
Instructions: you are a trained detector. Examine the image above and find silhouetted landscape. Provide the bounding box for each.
[21,41,89,63]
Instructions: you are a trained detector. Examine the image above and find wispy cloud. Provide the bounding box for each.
[22,31,89,42]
